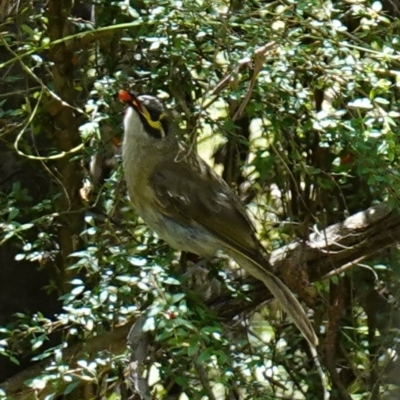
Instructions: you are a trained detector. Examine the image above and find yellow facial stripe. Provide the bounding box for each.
[141,108,166,131]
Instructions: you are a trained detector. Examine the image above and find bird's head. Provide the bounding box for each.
[118,90,170,140]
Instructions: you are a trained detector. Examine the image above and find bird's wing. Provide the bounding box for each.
[150,153,319,350]
[149,154,262,257]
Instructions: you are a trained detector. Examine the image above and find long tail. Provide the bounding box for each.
[260,267,318,347]
[257,267,330,398]
[230,250,318,347]
[230,250,329,398]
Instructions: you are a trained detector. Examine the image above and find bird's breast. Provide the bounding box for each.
[123,171,219,256]
[122,140,220,257]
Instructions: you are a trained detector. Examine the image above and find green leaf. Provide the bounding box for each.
[196,348,213,364]
[31,335,46,351]
[348,98,373,109]
[142,317,156,331]
[64,381,80,396]
[188,338,200,356]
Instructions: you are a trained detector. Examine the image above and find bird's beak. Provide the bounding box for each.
[118,90,143,113]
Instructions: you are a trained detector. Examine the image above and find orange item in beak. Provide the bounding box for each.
[118,89,132,102]
[118,89,142,112]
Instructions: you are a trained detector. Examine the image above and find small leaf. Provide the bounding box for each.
[71,286,85,296]
[188,339,199,356]
[137,282,149,291]
[8,208,19,220]
[70,279,83,285]
[373,97,389,105]
[197,348,213,364]
[99,290,108,303]
[164,277,180,285]
[127,257,147,266]
[142,317,156,331]
[64,381,80,395]
[348,98,373,109]
[21,24,35,36]
[171,293,185,303]
[31,335,46,351]
[20,223,34,231]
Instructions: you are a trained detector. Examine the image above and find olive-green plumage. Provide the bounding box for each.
[121,92,318,349]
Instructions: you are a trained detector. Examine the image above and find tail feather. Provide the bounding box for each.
[227,250,328,397]
[228,250,318,347]
[260,268,318,347]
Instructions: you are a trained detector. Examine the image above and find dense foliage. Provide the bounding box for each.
[0,0,400,399]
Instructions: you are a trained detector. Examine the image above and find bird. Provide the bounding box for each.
[118,89,318,349]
